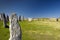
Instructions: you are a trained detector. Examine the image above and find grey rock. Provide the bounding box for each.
[6,15,9,22]
[2,13,8,28]
[0,13,3,20]
[9,13,22,40]
[21,16,24,21]
[19,16,21,21]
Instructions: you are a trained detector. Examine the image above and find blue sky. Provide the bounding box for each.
[0,0,60,18]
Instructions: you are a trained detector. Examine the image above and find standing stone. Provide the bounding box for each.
[9,13,22,40]
[19,16,21,21]
[21,16,24,21]
[6,15,9,22]
[2,13,8,28]
[0,13,3,20]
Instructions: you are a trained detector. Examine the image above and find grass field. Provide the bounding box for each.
[0,21,60,40]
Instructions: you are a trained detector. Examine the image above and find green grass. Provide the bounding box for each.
[0,21,9,40]
[20,21,60,40]
[0,20,60,40]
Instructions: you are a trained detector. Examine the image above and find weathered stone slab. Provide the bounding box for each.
[18,16,21,21]
[21,16,24,21]
[0,13,3,20]
[9,13,22,40]
[2,13,9,28]
[6,15,9,22]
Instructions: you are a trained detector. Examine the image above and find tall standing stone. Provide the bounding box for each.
[9,13,22,40]
[6,15,9,22]
[19,16,21,21]
[2,13,8,28]
[0,13,3,20]
[21,16,24,21]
